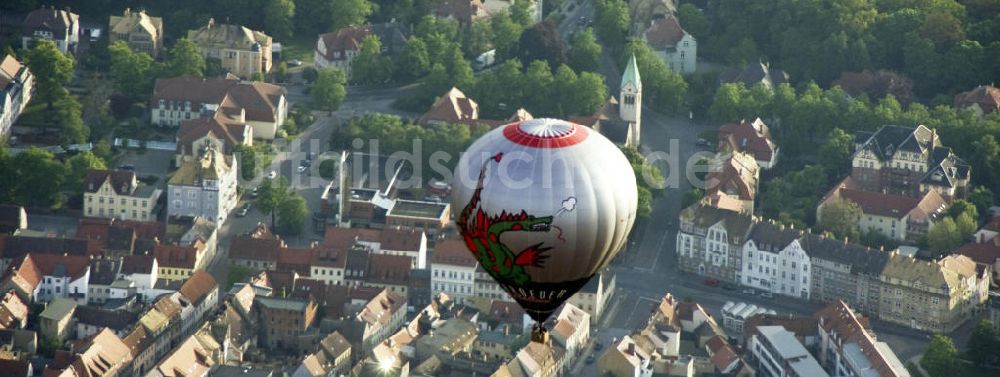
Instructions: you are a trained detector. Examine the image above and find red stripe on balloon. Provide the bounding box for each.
[501,121,589,148]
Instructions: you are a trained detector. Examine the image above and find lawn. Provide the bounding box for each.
[280,34,316,62]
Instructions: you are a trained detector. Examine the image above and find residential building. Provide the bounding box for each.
[566,268,616,321]
[39,298,77,342]
[804,233,890,316]
[0,254,42,303]
[417,87,487,127]
[74,306,136,340]
[676,203,753,284]
[741,221,812,299]
[120,254,158,293]
[0,289,28,329]
[642,14,697,73]
[351,289,406,358]
[385,200,452,237]
[167,146,238,224]
[230,224,284,271]
[474,266,507,301]
[43,328,133,377]
[324,227,428,269]
[33,254,90,304]
[484,0,543,24]
[21,7,79,54]
[293,331,352,377]
[954,84,1000,116]
[815,301,911,377]
[434,0,490,26]
[255,296,318,351]
[152,75,287,139]
[877,253,989,332]
[598,334,655,377]
[850,125,970,199]
[414,317,478,361]
[314,22,409,76]
[83,169,161,221]
[0,55,33,140]
[705,151,760,213]
[178,270,219,335]
[748,326,829,377]
[86,258,131,304]
[154,241,209,282]
[365,253,411,297]
[718,118,779,169]
[721,301,774,337]
[719,62,789,89]
[187,19,273,77]
[147,334,216,377]
[108,8,163,57]
[0,359,30,377]
[549,303,590,364]
[74,217,165,258]
[175,115,252,166]
[818,179,947,242]
[432,239,478,304]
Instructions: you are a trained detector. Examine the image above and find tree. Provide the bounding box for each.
[948,200,979,223]
[53,97,89,144]
[969,186,994,222]
[302,67,319,83]
[233,144,257,180]
[515,21,566,68]
[818,128,855,179]
[108,41,154,98]
[572,72,609,116]
[927,217,962,255]
[595,0,630,48]
[967,320,999,366]
[569,28,602,72]
[351,36,393,84]
[256,176,290,227]
[922,335,958,377]
[676,3,708,39]
[709,83,746,123]
[400,37,431,79]
[331,0,374,30]
[620,146,662,219]
[264,0,295,39]
[491,11,524,58]
[623,39,687,114]
[166,38,206,77]
[64,152,107,192]
[510,0,534,27]
[311,68,347,112]
[818,199,862,239]
[463,19,494,57]
[319,159,337,179]
[24,39,75,108]
[10,148,66,208]
[277,194,309,235]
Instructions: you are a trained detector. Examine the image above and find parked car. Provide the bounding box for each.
[236,203,250,217]
[267,171,277,179]
[696,138,712,147]
[594,342,603,351]
[760,292,774,299]
[297,165,308,173]
[249,187,259,198]
[585,355,595,364]
[702,278,721,287]
[287,59,303,67]
[742,288,756,295]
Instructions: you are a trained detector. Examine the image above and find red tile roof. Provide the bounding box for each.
[152,76,286,123]
[814,301,901,377]
[153,243,200,269]
[643,14,687,50]
[277,247,316,275]
[84,170,137,195]
[179,270,218,306]
[121,254,156,275]
[0,289,28,329]
[835,185,945,220]
[4,254,42,293]
[718,118,776,163]
[418,87,480,126]
[489,300,525,324]
[955,237,1000,265]
[31,253,90,280]
[431,239,477,268]
[366,254,411,285]
[954,85,1000,114]
[317,26,371,61]
[176,116,249,156]
[230,234,282,263]
[705,153,758,201]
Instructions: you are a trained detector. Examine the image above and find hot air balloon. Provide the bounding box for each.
[451,118,638,343]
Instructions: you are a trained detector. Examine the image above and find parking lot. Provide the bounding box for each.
[115,149,174,182]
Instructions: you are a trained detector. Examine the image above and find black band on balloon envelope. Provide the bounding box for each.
[498,274,595,322]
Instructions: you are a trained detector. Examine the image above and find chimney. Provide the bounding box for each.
[208,18,215,28]
[844,237,848,245]
[627,342,636,355]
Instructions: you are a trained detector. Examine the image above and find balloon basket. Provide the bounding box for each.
[530,323,549,344]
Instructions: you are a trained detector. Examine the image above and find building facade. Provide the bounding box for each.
[167,147,238,224]
[108,9,163,57]
[187,19,273,77]
[83,170,162,221]
[877,254,989,333]
[0,55,33,140]
[740,222,812,299]
[677,203,753,284]
[22,7,79,54]
[151,75,287,139]
[431,239,478,304]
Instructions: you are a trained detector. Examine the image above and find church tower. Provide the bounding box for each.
[620,55,642,146]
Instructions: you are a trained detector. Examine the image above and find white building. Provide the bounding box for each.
[642,14,697,74]
[721,301,774,337]
[749,326,829,377]
[0,55,33,140]
[741,222,812,299]
[21,8,80,54]
[119,254,158,296]
[325,227,428,269]
[151,75,287,139]
[33,254,91,305]
[550,303,590,372]
[431,239,478,304]
[167,146,238,224]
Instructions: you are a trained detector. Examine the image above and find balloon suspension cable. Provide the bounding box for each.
[530,322,549,344]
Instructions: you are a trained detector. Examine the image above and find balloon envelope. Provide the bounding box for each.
[451,118,638,322]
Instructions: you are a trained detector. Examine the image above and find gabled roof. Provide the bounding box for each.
[32,254,90,280]
[88,258,120,286]
[367,254,411,285]
[152,76,285,123]
[0,289,28,329]
[643,14,689,50]
[23,8,78,37]
[621,55,642,91]
[705,152,758,202]
[0,234,91,260]
[179,270,218,306]
[814,301,908,377]
[168,147,233,186]
[719,118,776,163]
[434,0,488,24]
[954,85,1000,114]
[154,242,201,269]
[121,254,156,275]
[418,87,480,126]
[84,169,138,195]
[317,26,371,61]
[356,289,404,327]
[230,229,283,263]
[73,306,138,331]
[431,239,477,268]
[799,233,889,276]
[679,203,753,240]
[187,19,271,51]
[746,222,801,253]
[40,298,77,321]
[176,116,249,156]
[0,55,28,89]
